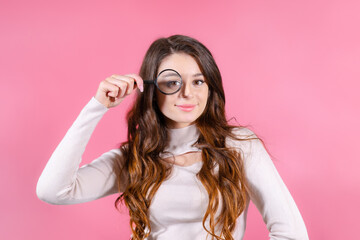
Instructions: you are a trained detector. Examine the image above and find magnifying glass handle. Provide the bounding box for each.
[143,80,154,84]
[133,80,153,87]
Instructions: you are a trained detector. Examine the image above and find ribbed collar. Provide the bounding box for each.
[159,124,201,159]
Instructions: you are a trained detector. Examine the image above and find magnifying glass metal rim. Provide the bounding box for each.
[143,68,183,95]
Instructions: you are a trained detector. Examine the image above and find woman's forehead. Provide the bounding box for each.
[157,53,202,76]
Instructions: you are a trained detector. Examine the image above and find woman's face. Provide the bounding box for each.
[156,52,209,129]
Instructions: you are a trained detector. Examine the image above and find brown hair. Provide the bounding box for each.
[114,35,259,239]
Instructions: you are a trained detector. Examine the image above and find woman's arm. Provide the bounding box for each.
[37,73,143,205]
[36,97,123,205]
[232,128,309,240]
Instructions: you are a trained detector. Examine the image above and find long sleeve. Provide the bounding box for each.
[230,128,309,240]
[36,97,124,205]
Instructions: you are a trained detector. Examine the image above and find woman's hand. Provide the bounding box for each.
[94,74,144,108]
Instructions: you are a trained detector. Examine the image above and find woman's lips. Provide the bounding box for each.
[176,104,196,112]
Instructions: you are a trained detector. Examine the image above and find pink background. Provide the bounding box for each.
[1,0,359,239]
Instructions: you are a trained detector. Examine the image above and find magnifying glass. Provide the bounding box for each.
[143,69,183,95]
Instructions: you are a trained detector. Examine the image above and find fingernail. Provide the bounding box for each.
[140,85,144,92]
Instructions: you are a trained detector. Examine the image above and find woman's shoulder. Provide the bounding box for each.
[227,126,260,144]
[226,126,272,168]
[230,126,257,138]
[226,126,264,156]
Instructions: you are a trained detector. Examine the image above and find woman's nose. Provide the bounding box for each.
[179,81,193,98]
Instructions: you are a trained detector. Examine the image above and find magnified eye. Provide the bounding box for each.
[157,78,182,93]
[156,69,182,94]
[166,80,181,88]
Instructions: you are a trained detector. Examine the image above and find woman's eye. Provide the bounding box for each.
[166,81,181,87]
[193,80,205,86]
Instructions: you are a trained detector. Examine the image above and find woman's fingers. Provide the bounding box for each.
[106,76,131,98]
[125,74,144,92]
[95,74,144,108]
[109,74,144,95]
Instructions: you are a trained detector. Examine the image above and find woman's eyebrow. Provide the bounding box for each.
[162,72,179,77]
[192,73,203,77]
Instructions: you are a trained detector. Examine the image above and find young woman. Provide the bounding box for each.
[37,35,308,240]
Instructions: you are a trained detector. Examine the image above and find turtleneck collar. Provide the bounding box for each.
[159,124,201,159]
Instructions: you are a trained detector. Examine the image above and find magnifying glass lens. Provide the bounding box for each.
[156,70,182,94]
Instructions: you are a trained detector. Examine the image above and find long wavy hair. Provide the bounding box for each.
[114,35,259,239]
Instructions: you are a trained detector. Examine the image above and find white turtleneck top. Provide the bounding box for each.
[36,97,309,240]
